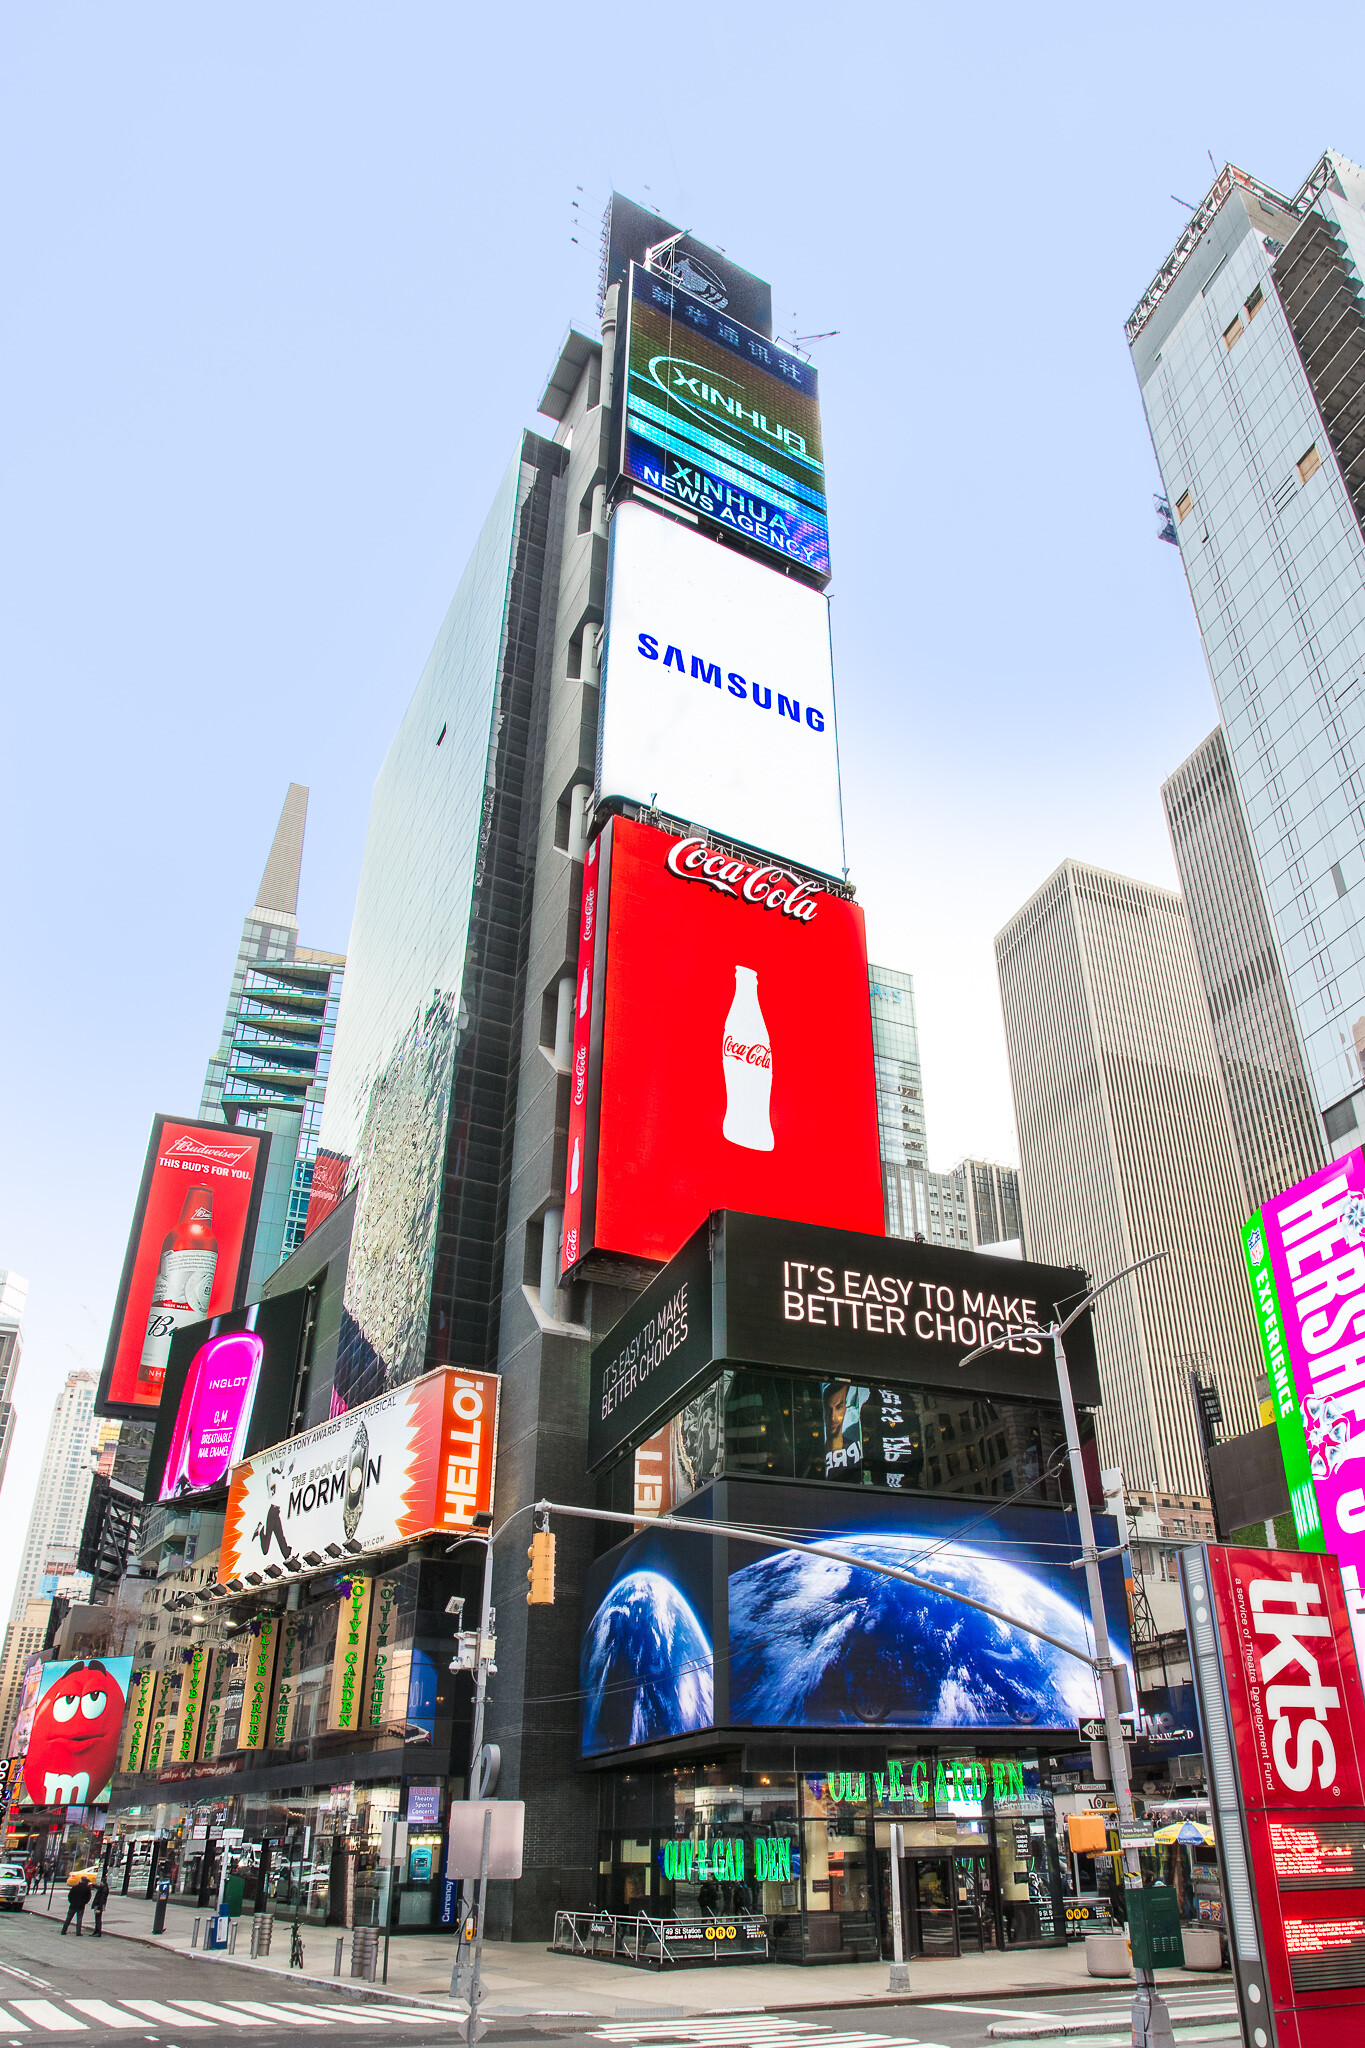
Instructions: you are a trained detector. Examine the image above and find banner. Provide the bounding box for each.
[172,1647,213,1766]
[200,1649,238,1760]
[364,1574,403,1729]
[121,1668,156,1775]
[142,1669,183,1778]
[269,1617,303,1750]
[328,1579,372,1735]
[219,1367,499,1584]
[238,1619,280,1753]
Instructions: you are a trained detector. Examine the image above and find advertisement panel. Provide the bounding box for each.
[598,508,842,880]
[328,1578,373,1735]
[1244,1156,1365,1599]
[1183,1544,1365,2048]
[563,819,881,1284]
[120,1668,155,1776]
[144,1291,308,1506]
[97,1116,270,1416]
[20,1657,133,1806]
[587,1210,1098,1471]
[620,265,827,581]
[172,1645,213,1766]
[580,1486,1132,1759]
[218,1366,499,1584]
[238,1617,281,1753]
[601,195,773,337]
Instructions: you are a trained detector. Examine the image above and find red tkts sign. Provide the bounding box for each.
[1202,1546,1365,2045]
[562,817,883,1276]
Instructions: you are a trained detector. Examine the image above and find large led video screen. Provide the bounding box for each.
[599,503,843,881]
[580,1485,1134,1758]
[97,1116,270,1417]
[143,1291,309,1506]
[621,264,827,580]
[20,1657,134,1807]
[562,818,882,1278]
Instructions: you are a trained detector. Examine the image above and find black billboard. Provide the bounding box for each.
[143,1290,309,1507]
[587,1211,1097,1469]
[601,193,773,338]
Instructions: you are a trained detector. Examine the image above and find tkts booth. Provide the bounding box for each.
[576,1213,1136,1965]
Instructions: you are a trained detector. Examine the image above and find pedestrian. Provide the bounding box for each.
[92,1878,109,1937]
[61,1874,91,1937]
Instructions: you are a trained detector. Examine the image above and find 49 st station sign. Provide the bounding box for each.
[588,1211,1098,1469]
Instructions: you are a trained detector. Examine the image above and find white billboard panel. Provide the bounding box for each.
[599,502,845,879]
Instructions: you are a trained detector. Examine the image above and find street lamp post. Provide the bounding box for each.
[958,1253,1174,2048]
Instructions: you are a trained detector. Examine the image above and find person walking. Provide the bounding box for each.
[61,1874,91,1936]
[91,1878,109,1937]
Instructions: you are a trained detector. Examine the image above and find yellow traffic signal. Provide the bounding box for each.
[527,1529,556,1604]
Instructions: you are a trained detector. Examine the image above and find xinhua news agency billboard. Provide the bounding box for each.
[1182,1544,1365,2047]
[561,817,883,1282]
[97,1115,270,1417]
[1243,1153,1365,1631]
[619,262,827,582]
[599,502,843,881]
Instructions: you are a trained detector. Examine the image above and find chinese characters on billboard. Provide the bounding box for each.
[598,502,844,880]
[97,1116,270,1415]
[1183,1544,1365,2046]
[562,818,882,1281]
[621,264,828,581]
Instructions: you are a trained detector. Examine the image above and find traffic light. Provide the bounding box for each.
[527,1528,556,1604]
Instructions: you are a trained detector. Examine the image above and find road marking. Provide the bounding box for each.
[926,2010,1060,2020]
[163,2010,264,2031]
[121,2007,217,2030]
[67,2008,145,2031]
[221,2006,331,2028]
[0,1972,50,1994]
[0,2015,29,2033]
[9,2008,85,2033]
[270,2010,397,2028]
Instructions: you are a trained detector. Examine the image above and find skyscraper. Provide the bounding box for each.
[0,1370,96,1746]
[1162,727,1325,1208]
[995,859,1262,1493]
[0,1273,26,1499]
[957,1158,1026,1255]
[200,785,345,1291]
[868,965,929,1234]
[1130,150,1365,1157]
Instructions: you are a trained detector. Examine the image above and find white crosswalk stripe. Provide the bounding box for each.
[222,2005,330,2027]
[121,2003,216,2029]
[65,2008,142,2032]
[0,1997,419,2034]
[162,2007,261,2030]
[8,2009,83,2034]
[591,2032,933,2048]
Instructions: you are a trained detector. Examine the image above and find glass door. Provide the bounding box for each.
[911,1856,958,1956]
[953,1852,998,1950]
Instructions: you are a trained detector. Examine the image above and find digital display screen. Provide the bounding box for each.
[622,265,828,582]
[20,1657,134,1808]
[97,1115,269,1416]
[143,1292,308,1506]
[1273,1822,1365,1888]
[1285,1911,1365,1991]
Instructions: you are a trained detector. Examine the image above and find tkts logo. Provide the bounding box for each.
[666,836,821,923]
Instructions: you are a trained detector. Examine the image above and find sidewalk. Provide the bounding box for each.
[26,1890,1225,2019]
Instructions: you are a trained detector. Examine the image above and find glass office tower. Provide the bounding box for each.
[1131,150,1365,1155]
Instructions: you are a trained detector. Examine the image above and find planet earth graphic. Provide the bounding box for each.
[581,1568,713,1756]
[728,1535,1129,1731]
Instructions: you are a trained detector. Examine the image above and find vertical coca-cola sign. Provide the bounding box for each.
[1182,1544,1365,2048]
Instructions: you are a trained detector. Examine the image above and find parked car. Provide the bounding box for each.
[0,1866,28,1911]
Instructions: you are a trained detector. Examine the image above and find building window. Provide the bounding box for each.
[1175,489,1193,523]
[1245,285,1265,322]
[1223,314,1244,350]
[1298,443,1323,485]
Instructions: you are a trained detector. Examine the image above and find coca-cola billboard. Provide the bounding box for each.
[1182,1544,1365,2046]
[562,817,882,1278]
[96,1115,270,1417]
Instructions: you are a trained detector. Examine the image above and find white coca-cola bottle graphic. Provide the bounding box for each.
[722,966,774,1150]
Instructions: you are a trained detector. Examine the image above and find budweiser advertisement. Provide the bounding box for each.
[562,816,883,1277]
[219,1366,499,1584]
[97,1116,270,1417]
[1182,1545,1365,2047]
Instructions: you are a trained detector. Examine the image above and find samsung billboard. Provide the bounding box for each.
[599,503,844,881]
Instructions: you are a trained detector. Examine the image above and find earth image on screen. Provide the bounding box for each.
[581,1568,713,1755]
[728,1534,1127,1730]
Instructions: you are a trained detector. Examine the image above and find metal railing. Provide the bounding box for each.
[551,1909,768,1968]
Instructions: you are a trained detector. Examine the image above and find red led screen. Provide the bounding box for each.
[563,817,883,1274]
[97,1115,269,1417]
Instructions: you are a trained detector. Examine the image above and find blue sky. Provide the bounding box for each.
[1,2,1354,1607]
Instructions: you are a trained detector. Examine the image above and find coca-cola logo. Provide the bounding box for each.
[724,1036,772,1069]
[665,836,819,922]
[582,883,595,945]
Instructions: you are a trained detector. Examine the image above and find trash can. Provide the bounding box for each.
[1085,1932,1133,1977]
[349,1925,378,1981]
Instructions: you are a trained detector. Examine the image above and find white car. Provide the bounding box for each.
[0,1867,27,1912]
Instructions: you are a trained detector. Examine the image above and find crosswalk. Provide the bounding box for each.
[590,2021,948,2048]
[0,1998,447,2033]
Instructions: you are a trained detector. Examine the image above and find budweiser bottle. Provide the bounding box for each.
[722,965,774,1151]
[138,1186,219,1389]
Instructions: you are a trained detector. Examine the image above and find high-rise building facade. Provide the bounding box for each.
[958,1157,1026,1255]
[200,784,345,1292]
[995,860,1262,1493]
[1130,150,1365,1156]
[1162,727,1325,1208]
[0,1370,97,1747]
[0,1273,26,1498]
[868,965,929,1234]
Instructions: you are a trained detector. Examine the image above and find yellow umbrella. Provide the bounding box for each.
[1153,1820,1214,1846]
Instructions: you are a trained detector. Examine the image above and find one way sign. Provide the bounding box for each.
[1077,1718,1107,1742]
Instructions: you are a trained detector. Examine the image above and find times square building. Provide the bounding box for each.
[98,201,1130,1964]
